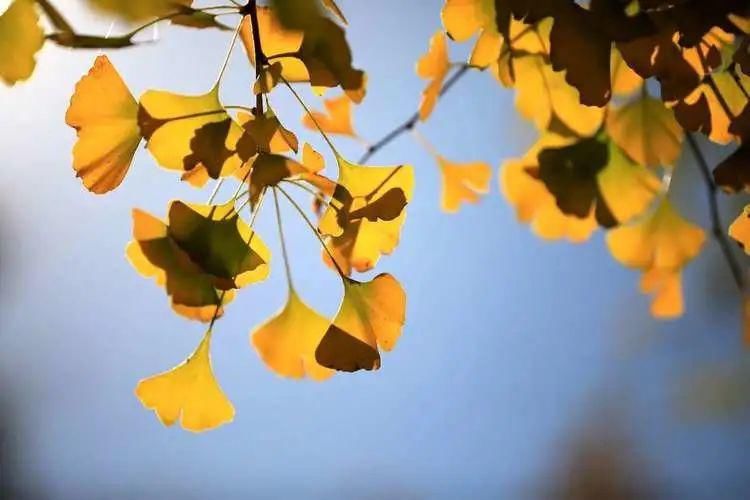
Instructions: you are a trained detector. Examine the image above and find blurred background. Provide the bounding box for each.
[1,0,750,498]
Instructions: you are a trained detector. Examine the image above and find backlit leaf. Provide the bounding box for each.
[0,0,44,85]
[135,330,234,432]
[319,157,414,275]
[437,157,492,213]
[501,133,597,243]
[513,55,605,137]
[416,31,450,121]
[138,86,244,179]
[301,94,357,137]
[316,274,406,372]
[65,55,141,194]
[606,198,706,271]
[252,290,334,381]
[640,268,684,319]
[607,94,684,168]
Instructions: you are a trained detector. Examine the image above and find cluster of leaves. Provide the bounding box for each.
[0,0,419,432]
[406,0,750,320]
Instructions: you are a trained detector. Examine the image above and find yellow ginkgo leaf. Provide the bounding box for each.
[500,133,597,243]
[0,0,44,85]
[135,330,234,432]
[416,31,450,121]
[252,290,334,381]
[729,205,750,252]
[316,274,406,372]
[610,47,643,98]
[319,157,414,275]
[65,55,141,194]
[492,18,550,88]
[126,201,270,321]
[607,94,683,167]
[138,86,244,179]
[513,54,605,137]
[680,70,750,145]
[597,142,662,224]
[441,0,502,67]
[302,94,357,137]
[437,157,492,213]
[86,0,191,22]
[606,198,706,271]
[240,7,307,81]
[640,268,684,319]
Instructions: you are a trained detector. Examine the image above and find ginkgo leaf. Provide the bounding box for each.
[440,0,501,68]
[252,290,334,381]
[416,31,450,121]
[138,86,244,180]
[490,18,551,88]
[676,69,750,145]
[729,204,750,252]
[135,330,234,432]
[86,0,191,22]
[610,47,643,98]
[126,201,270,320]
[318,157,414,275]
[240,7,365,101]
[513,54,605,137]
[534,138,661,228]
[437,157,492,213]
[0,0,44,85]
[301,94,357,137]
[606,198,706,271]
[316,274,406,372]
[500,132,597,243]
[607,94,684,168]
[65,55,141,194]
[254,62,283,95]
[640,268,684,319]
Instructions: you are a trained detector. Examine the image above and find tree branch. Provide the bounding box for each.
[686,133,746,291]
[358,63,472,163]
[245,0,266,116]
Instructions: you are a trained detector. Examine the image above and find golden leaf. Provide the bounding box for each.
[0,0,44,85]
[416,31,450,121]
[316,274,406,372]
[607,95,683,167]
[319,157,414,275]
[135,330,234,432]
[437,157,492,213]
[302,94,357,137]
[252,290,334,381]
[66,55,141,194]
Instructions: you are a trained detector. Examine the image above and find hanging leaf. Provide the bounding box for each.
[252,290,334,381]
[319,157,414,275]
[138,86,244,180]
[301,94,357,137]
[607,94,684,168]
[513,55,605,137]
[416,31,450,121]
[437,157,492,213]
[316,274,406,372]
[66,55,141,194]
[0,0,44,86]
[501,133,597,243]
[135,330,234,432]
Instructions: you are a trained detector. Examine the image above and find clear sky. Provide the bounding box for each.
[1,1,749,498]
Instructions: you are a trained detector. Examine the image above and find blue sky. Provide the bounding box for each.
[1,1,749,498]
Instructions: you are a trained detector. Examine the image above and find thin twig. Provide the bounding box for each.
[359,63,471,164]
[686,133,745,290]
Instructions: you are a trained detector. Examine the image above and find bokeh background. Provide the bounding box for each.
[1,1,750,498]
